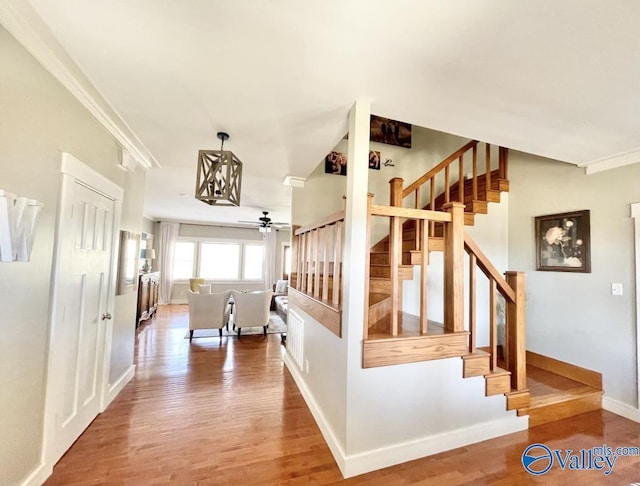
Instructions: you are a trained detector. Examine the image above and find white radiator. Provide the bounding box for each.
[287,310,304,371]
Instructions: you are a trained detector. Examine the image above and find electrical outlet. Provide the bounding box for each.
[611,283,623,296]
[305,360,310,373]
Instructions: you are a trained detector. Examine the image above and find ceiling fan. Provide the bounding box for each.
[239,211,288,233]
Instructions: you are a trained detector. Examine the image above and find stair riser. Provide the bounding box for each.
[463,355,490,378]
[506,391,531,411]
[528,392,602,428]
[370,265,413,279]
[485,373,511,396]
[370,253,390,265]
[382,239,420,252]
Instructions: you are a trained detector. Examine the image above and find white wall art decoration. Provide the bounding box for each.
[0,189,43,262]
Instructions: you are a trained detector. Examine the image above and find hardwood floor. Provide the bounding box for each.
[45,305,640,485]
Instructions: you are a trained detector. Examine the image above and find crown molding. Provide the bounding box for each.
[580,147,640,175]
[0,0,159,170]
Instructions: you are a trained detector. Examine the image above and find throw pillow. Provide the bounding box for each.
[275,279,289,293]
[198,284,211,294]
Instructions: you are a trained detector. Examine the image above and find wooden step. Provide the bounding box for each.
[525,354,603,428]
[462,351,490,378]
[464,200,488,214]
[370,251,389,265]
[528,387,602,428]
[485,367,511,396]
[382,238,421,252]
[505,389,530,411]
[368,292,391,326]
[369,277,393,293]
[493,177,509,192]
[369,264,414,279]
[484,188,501,203]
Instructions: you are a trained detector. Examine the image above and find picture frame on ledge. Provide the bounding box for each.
[535,210,591,273]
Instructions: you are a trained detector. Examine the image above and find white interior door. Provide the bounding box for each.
[45,154,122,466]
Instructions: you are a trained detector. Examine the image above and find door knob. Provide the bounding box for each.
[101,312,112,320]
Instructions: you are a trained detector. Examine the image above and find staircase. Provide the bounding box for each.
[291,139,601,427]
[363,141,530,417]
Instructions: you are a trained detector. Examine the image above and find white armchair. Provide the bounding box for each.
[186,289,231,341]
[231,290,272,337]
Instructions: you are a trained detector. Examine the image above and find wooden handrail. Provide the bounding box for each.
[295,210,345,235]
[464,231,527,391]
[463,233,515,302]
[402,140,478,198]
[370,204,452,222]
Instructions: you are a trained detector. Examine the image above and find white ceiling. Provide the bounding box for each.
[16,1,640,225]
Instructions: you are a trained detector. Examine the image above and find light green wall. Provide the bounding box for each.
[509,153,639,405]
[0,25,145,484]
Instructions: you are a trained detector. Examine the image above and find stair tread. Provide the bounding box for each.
[462,350,490,359]
[485,366,511,378]
[369,292,390,306]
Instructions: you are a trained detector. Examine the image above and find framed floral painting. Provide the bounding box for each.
[535,210,591,273]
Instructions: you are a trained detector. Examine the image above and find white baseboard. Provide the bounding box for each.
[19,461,51,486]
[170,299,187,305]
[283,353,528,479]
[603,396,640,423]
[283,353,348,475]
[102,365,135,412]
[343,414,527,478]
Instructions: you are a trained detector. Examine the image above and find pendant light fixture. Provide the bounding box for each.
[195,132,243,207]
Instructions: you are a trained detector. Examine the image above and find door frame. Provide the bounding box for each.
[42,152,123,470]
[632,203,640,411]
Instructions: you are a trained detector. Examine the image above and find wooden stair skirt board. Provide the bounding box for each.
[525,351,603,428]
[362,332,469,368]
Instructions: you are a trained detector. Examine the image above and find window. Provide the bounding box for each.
[200,243,240,280]
[243,244,264,280]
[173,241,195,279]
[171,238,263,281]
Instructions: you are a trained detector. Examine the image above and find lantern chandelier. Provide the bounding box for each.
[195,131,243,207]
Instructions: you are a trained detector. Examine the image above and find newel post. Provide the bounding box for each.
[388,178,403,335]
[389,177,403,207]
[505,271,526,391]
[443,202,465,333]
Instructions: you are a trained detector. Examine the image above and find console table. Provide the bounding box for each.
[137,271,160,327]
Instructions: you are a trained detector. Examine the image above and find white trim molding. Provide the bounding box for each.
[283,353,348,475]
[581,147,640,175]
[0,1,158,170]
[602,396,640,423]
[102,365,136,412]
[631,203,640,410]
